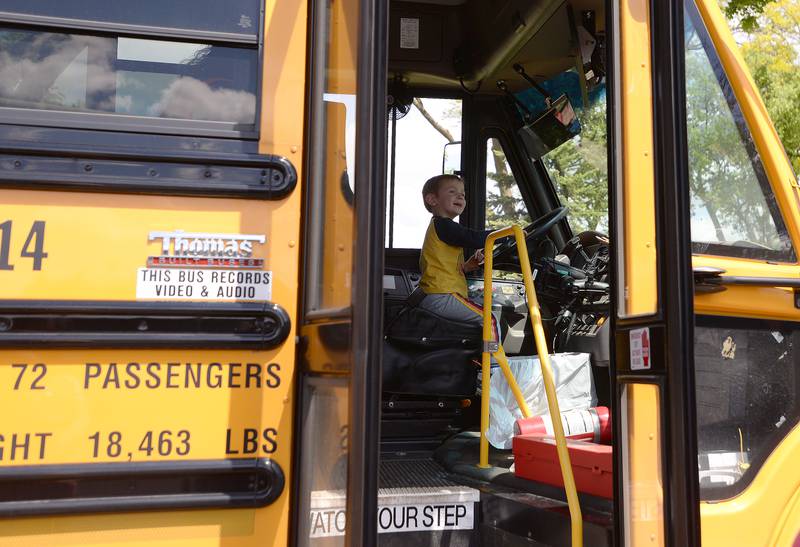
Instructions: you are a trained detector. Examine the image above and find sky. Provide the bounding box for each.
[386,98,462,248]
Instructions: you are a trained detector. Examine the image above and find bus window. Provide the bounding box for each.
[485,136,530,231]
[385,97,462,249]
[0,27,258,128]
[695,318,800,499]
[543,93,609,233]
[684,7,794,262]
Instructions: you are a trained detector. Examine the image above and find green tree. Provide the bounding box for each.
[543,98,608,233]
[735,0,800,173]
[722,0,778,31]
[685,27,778,246]
[485,137,529,230]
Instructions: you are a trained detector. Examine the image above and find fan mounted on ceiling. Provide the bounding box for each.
[387,77,413,121]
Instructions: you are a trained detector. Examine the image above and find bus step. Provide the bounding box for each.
[309,455,612,545]
[310,458,480,545]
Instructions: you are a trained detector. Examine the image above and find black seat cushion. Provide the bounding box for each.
[385,305,482,350]
[382,342,477,396]
[382,303,481,396]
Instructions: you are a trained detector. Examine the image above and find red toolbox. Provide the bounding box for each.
[512,435,613,499]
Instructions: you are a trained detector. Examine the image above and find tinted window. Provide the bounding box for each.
[544,93,608,233]
[0,1,260,37]
[485,137,530,230]
[695,317,800,500]
[684,7,794,261]
[0,27,257,125]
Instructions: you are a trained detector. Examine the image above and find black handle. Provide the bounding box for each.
[513,63,552,101]
[496,80,533,121]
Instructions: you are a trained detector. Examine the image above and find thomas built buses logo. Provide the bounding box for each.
[148,230,265,269]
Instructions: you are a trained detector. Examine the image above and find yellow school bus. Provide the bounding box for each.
[0,0,798,545]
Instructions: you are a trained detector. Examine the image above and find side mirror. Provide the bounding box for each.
[442,141,462,175]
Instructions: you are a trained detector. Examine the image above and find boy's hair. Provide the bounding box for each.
[421,174,463,212]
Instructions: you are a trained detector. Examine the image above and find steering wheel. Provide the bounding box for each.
[492,206,569,264]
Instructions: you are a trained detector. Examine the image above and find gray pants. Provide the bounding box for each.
[417,292,502,342]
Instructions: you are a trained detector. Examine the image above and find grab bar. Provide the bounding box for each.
[479,224,583,546]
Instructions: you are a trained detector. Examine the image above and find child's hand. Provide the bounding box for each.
[461,249,484,273]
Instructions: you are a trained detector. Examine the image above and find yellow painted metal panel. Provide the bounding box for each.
[0,349,292,465]
[772,472,800,547]
[0,1,308,546]
[620,0,658,317]
[622,384,664,547]
[693,255,800,321]
[0,191,295,300]
[700,423,800,546]
[260,0,309,157]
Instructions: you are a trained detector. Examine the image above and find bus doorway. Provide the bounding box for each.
[377,3,615,544]
[362,0,800,545]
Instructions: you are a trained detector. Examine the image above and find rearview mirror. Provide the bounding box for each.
[518,94,581,160]
[442,141,462,175]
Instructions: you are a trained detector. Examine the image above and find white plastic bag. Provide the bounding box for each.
[486,352,596,449]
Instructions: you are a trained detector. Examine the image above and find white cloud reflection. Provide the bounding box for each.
[148,77,255,123]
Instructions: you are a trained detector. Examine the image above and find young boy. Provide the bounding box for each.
[417,174,500,341]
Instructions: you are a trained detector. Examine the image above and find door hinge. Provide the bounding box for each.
[693,266,727,294]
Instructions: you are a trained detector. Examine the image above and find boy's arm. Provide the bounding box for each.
[432,217,493,249]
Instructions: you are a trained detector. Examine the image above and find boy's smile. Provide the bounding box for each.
[428,179,466,218]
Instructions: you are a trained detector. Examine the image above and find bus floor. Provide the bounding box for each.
[354,431,615,546]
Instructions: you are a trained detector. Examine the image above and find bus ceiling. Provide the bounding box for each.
[388,0,605,92]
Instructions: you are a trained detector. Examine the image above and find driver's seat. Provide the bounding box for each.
[382,288,480,397]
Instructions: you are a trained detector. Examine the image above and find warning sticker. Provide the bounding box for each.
[630,327,651,370]
[136,268,271,301]
[400,17,420,49]
[309,502,474,538]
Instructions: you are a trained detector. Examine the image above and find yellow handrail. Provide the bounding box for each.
[479,224,583,546]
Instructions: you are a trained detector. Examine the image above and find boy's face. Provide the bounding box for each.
[426,179,466,218]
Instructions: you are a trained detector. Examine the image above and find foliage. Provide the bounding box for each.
[684,27,780,247]
[485,138,529,231]
[542,99,608,233]
[735,0,800,173]
[722,0,776,32]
